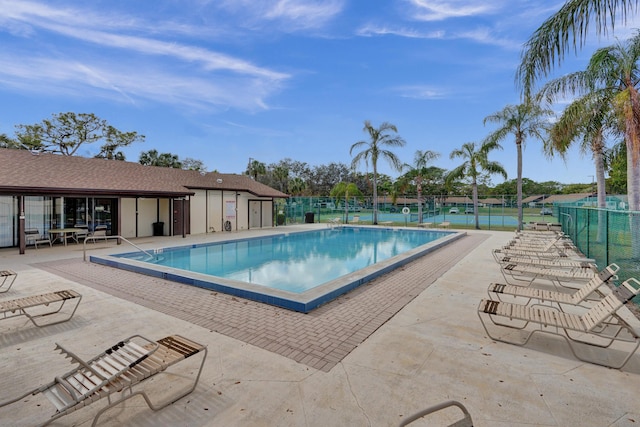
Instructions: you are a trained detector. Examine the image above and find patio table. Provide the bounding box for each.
[49,228,83,246]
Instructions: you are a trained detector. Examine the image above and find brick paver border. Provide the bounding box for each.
[35,233,488,372]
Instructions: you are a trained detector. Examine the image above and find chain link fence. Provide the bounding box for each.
[277,195,555,229]
[557,205,640,284]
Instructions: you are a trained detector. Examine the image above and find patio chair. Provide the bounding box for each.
[73,225,89,243]
[0,334,207,427]
[399,400,473,427]
[487,263,620,309]
[328,217,342,225]
[478,277,640,369]
[0,270,17,293]
[25,229,52,249]
[89,225,108,242]
[348,215,360,224]
[0,290,82,328]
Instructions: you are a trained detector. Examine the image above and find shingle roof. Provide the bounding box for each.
[0,148,288,198]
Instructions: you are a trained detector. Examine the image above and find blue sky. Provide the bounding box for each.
[0,1,637,185]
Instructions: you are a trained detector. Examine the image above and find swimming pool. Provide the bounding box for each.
[91,226,464,312]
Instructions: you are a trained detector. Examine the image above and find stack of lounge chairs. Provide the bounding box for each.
[478,228,640,369]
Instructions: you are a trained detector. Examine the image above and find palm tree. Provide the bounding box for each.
[403,150,440,224]
[516,0,638,97]
[289,177,307,196]
[272,165,289,193]
[445,141,507,230]
[517,1,640,212]
[536,40,628,241]
[350,120,406,224]
[246,159,266,181]
[484,100,552,230]
[330,182,362,223]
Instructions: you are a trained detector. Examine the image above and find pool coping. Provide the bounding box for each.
[90,226,466,313]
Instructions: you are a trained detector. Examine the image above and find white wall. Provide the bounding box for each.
[190,190,207,235]
[120,198,136,237]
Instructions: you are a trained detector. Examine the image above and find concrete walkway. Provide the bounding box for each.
[0,226,639,426]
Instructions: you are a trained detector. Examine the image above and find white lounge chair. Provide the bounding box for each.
[348,215,360,224]
[0,334,207,426]
[499,262,602,289]
[487,263,620,309]
[0,290,82,328]
[478,277,640,369]
[492,252,596,269]
[0,270,17,293]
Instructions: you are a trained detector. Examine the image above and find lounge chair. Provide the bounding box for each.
[348,215,360,224]
[498,262,602,289]
[0,290,81,327]
[439,221,450,229]
[399,400,473,427]
[492,252,596,269]
[487,263,620,309]
[0,270,17,293]
[328,217,342,225]
[0,334,207,426]
[492,245,584,260]
[478,277,640,369]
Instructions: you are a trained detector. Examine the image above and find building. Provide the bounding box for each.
[0,149,288,251]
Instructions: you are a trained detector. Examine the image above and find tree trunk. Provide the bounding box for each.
[594,142,607,243]
[472,181,480,230]
[516,139,523,231]
[373,166,378,224]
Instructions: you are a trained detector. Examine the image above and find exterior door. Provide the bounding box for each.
[172,199,191,236]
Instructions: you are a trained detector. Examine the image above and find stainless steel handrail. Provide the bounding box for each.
[83,235,155,262]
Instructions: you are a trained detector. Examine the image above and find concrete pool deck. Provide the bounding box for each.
[0,225,639,426]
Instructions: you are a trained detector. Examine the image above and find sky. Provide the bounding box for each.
[0,0,638,186]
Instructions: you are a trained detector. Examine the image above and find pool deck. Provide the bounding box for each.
[1,225,639,426]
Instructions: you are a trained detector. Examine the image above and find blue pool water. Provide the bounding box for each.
[92,226,463,312]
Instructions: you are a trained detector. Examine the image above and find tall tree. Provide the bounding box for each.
[182,158,207,172]
[484,100,552,230]
[272,165,289,193]
[536,43,628,241]
[403,150,441,224]
[246,159,266,181]
[139,149,182,168]
[330,182,362,223]
[445,141,507,229]
[350,120,406,224]
[516,0,639,97]
[15,112,144,158]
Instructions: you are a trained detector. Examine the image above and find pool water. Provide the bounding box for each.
[117,227,446,293]
[92,226,463,312]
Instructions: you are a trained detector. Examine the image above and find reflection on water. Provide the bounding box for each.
[118,228,446,293]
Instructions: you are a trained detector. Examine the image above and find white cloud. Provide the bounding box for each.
[216,0,344,31]
[357,23,519,50]
[405,0,497,21]
[0,53,282,112]
[0,0,290,111]
[394,84,449,100]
